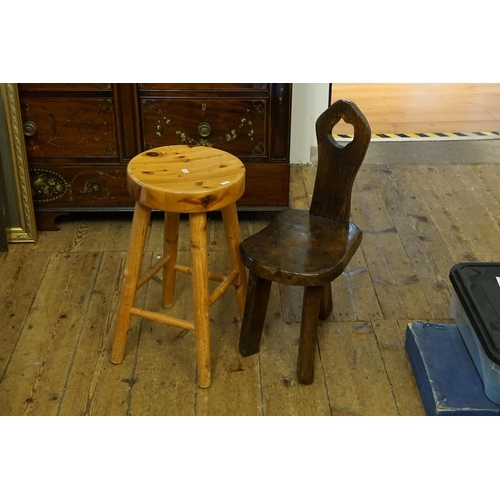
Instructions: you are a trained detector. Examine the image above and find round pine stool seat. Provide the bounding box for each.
[127,145,246,212]
[111,145,248,388]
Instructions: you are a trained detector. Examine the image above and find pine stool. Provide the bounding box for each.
[111,145,248,388]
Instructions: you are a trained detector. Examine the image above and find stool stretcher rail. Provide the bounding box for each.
[208,270,239,306]
[130,307,196,331]
[137,260,233,291]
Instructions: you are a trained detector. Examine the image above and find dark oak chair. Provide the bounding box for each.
[238,99,371,384]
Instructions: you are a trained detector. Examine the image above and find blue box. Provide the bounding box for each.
[449,263,500,404]
[405,322,500,416]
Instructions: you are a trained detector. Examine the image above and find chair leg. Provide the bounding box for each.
[319,282,333,320]
[297,285,323,384]
[111,202,152,364]
[189,212,211,389]
[239,270,271,357]
[221,203,248,316]
[162,211,180,309]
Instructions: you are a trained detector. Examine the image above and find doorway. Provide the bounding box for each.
[329,83,500,137]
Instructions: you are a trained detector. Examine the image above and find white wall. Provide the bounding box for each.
[290,83,330,164]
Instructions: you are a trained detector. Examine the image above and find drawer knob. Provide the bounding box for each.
[87,180,103,193]
[198,121,212,138]
[23,121,38,137]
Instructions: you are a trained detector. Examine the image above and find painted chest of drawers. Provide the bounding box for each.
[18,83,292,229]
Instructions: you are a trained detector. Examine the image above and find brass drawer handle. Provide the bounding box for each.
[23,121,38,137]
[198,121,212,138]
[87,180,103,193]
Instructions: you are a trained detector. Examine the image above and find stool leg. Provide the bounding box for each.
[221,203,248,316]
[111,202,152,364]
[163,211,180,309]
[297,285,323,384]
[239,271,271,357]
[319,282,333,320]
[189,212,211,388]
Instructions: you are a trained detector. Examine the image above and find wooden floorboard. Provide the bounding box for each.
[261,282,331,416]
[58,251,137,416]
[0,252,101,415]
[128,252,197,416]
[5,160,500,415]
[352,165,433,320]
[375,165,456,319]
[319,321,399,416]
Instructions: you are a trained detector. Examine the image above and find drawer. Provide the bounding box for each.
[141,98,267,157]
[139,83,268,91]
[27,163,289,209]
[18,84,112,92]
[29,166,133,207]
[20,98,119,159]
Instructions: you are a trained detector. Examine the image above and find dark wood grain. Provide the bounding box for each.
[114,84,141,162]
[238,100,371,384]
[238,163,289,207]
[239,271,272,357]
[319,283,333,320]
[34,211,69,231]
[138,84,268,92]
[20,98,118,159]
[17,84,112,92]
[240,210,362,286]
[310,100,371,222]
[270,84,292,161]
[30,165,131,207]
[297,285,323,384]
[141,98,268,156]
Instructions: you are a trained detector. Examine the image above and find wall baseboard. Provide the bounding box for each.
[310,146,318,164]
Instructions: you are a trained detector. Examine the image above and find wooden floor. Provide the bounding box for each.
[330,83,500,135]
[2,160,500,416]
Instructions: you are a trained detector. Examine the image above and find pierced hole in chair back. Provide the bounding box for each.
[330,118,354,146]
[310,99,371,223]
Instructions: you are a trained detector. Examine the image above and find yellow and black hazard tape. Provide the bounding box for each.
[333,131,500,141]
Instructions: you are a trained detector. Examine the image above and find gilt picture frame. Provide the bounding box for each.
[0,83,37,242]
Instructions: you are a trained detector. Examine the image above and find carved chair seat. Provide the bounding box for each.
[240,210,362,287]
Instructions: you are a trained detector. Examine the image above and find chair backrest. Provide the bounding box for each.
[309,100,371,222]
